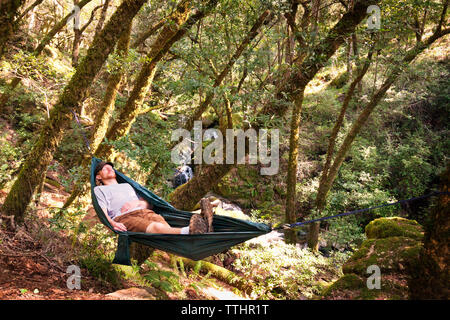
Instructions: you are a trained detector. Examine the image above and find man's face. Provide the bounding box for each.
[96,164,116,182]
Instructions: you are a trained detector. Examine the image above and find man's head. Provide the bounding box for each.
[95,161,116,186]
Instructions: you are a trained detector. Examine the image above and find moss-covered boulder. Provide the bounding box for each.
[342,236,422,276]
[322,217,425,300]
[322,273,410,300]
[365,217,424,241]
[213,165,278,210]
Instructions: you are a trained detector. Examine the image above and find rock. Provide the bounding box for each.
[342,236,422,276]
[322,273,410,300]
[365,217,424,241]
[321,217,425,300]
[106,287,165,300]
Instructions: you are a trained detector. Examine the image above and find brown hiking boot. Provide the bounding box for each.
[200,198,214,233]
[189,214,208,234]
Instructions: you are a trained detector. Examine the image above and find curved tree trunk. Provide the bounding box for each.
[307,25,450,250]
[64,0,217,209]
[93,0,112,41]
[284,89,305,244]
[95,0,217,159]
[0,0,148,222]
[63,17,134,209]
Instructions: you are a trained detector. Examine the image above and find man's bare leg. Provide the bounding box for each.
[145,222,182,234]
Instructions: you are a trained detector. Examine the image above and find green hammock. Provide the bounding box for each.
[90,157,271,265]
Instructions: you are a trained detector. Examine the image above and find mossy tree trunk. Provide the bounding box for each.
[0,0,25,60]
[64,0,217,209]
[284,89,305,244]
[283,0,379,245]
[93,0,111,41]
[63,17,135,209]
[169,163,234,210]
[0,0,147,222]
[409,163,450,299]
[94,0,218,160]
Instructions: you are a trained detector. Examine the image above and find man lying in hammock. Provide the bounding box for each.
[93,161,213,235]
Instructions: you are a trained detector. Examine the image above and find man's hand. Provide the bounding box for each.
[120,199,149,213]
[112,221,127,232]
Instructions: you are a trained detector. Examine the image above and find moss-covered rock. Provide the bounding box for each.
[321,217,425,300]
[322,273,410,300]
[365,217,424,241]
[342,236,422,276]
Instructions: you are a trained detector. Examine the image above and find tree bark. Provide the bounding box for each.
[93,0,112,41]
[284,89,305,244]
[34,0,94,56]
[409,163,450,299]
[0,0,25,60]
[169,163,233,210]
[0,0,148,222]
[63,17,134,209]
[94,0,203,160]
[176,257,253,294]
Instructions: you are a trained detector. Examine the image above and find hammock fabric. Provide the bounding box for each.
[90,157,271,265]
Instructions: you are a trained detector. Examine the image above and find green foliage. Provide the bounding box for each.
[232,241,343,299]
[48,206,121,287]
[107,111,176,196]
[380,132,434,197]
[143,260,182,293]
[0,129,22,188]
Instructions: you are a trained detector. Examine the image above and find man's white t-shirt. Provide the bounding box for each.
[94,183,142,220]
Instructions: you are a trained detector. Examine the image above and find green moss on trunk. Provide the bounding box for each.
[1,0,147,221]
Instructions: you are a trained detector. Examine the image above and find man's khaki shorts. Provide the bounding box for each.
[114,209,169,233]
